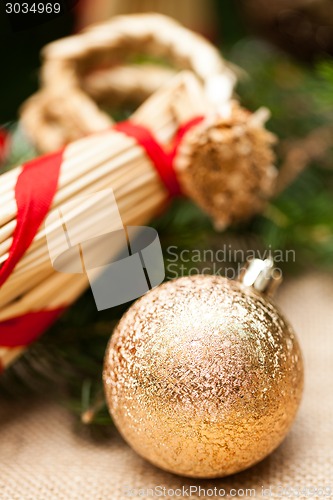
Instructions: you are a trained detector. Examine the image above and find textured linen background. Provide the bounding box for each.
[0,272,332,499]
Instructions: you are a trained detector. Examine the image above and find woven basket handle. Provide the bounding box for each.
[20,14,235,152]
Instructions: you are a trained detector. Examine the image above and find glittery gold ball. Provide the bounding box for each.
[103,275,303,478]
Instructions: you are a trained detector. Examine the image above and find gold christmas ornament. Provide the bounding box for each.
[104,259,304,478]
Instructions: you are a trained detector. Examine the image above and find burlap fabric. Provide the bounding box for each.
[0,272,332,499]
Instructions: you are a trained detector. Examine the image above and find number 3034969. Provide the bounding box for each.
[5,3,61,14]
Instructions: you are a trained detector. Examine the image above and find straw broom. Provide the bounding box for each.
[0,17,277,370]
[0,71,276,371]
[0,74,202,368]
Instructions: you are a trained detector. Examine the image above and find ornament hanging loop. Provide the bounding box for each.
[238,258,282,297]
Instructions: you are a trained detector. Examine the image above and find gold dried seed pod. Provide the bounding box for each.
[175,102,277,230]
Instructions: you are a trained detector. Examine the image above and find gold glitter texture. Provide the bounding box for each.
[103,275,303,478]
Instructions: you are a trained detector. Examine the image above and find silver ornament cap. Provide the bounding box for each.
[238,257,282,296]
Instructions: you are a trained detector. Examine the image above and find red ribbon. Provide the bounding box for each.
[0,308,65,348]
[0,117,204,364]
[0,150,63,287]
[114,116,204,197]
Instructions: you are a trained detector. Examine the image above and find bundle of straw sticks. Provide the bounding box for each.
[0,16,276,371]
